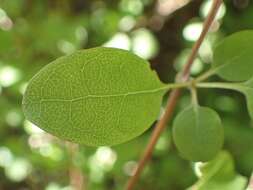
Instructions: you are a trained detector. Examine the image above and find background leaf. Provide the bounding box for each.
[22,47,166,146]
[188,151,247,190]
[212,30,253,81]
[200,151,235,181]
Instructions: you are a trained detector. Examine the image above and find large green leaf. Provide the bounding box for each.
[213,30,253,81]
[172,106,224,162]
[22,47,166,146]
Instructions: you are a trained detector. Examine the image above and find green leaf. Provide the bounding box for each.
[189,175,247,190]
[200,151,235,181]
[188,151,247,190]
[213,30,253,81]
[172,106,224,162]
[22,47,166,146]
[235,78,253,120]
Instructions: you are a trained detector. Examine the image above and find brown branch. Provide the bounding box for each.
[125,1,223,190]
[181,0,222,81]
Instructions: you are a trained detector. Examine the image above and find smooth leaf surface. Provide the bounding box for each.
[22,47,166,146]
[213,30,253,81]
[172,106,224,162]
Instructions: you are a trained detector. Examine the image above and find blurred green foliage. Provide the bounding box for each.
[0,0,253,189]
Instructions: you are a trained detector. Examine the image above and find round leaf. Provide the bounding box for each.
[172,106,224,162]
[213,30,253,81]
[22,47,166,146]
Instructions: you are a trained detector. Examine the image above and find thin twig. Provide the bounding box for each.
[125,1,223,189]
[181,0,222,81]
[67,142,85,190]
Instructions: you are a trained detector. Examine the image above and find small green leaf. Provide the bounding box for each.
[172,106,224,162]
[188,151,247,190]
[213,30,253,81]
[22,47,166,146]
[200,151,235,181]
[189,174,247,190]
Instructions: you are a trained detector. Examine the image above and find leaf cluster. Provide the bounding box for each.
[23,31,253,164]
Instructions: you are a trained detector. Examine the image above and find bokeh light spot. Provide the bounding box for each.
[119,16,136,32]
[155,135,170,151]
[131,28,159,59]
[57,40,76,55]
[39,144,64,161]
[0,66,21,87]
[5,158,32,182]
[183,22,203,42]
[24,120,44,135]
[103,33,131,50]
[194,162,204,178]
[174,49,204,75]
[0,8,13,31]
[123,161,137,176]
[0,147,13,168]
[200,0,226,20]
[5,110,22,127]
[120,0,143,15]
[199,39,213,63]
[75,26,88,45]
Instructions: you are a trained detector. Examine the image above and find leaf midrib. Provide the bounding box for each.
[213,51,247,71]
[25,86,168,103]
